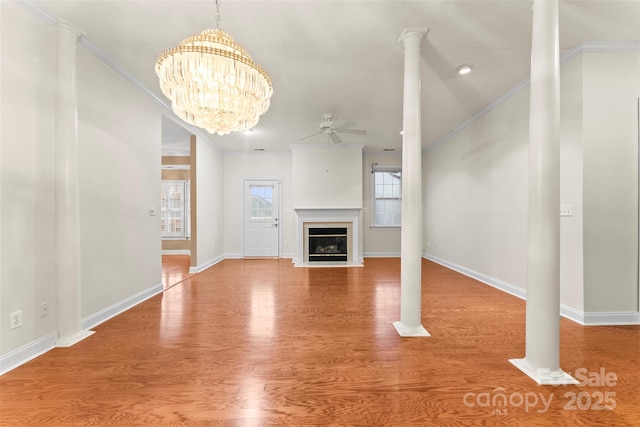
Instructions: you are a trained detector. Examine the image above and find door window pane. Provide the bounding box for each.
[250,185,273,220]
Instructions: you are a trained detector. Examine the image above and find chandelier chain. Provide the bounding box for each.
[215,0,221,29]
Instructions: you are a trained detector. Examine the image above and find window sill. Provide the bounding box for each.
[370,225,401,230]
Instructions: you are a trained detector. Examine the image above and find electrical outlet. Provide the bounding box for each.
[9,311,23,330]
[41,302,50,318]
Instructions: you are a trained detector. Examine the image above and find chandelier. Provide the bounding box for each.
[155,0,272,135]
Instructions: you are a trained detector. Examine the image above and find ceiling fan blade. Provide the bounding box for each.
[337,128,367,136]
[329,132,342,144]
[332,118,346,128]
[300,130,322,141]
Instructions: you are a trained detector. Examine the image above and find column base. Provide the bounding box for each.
[56,330,95,348]
[392,321,430,337]
[509,357,579,385]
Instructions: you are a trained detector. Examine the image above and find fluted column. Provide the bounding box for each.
[509,1,576,385]
[55,21,95,347]
[393,28,430,337]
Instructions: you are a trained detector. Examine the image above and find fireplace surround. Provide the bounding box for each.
[294,208,362,267]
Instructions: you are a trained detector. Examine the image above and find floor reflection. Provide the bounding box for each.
[250,286,275,338]
[161,254,194,289]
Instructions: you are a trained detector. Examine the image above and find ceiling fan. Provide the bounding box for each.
[300,113,367,144]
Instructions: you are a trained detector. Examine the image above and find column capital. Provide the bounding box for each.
[398,28,429,46]
[56,19,85,39]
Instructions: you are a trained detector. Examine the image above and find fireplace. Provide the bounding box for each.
[294,209,363,267]
[307,227,348,262]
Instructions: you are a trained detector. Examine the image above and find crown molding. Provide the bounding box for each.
[18,0,222,154]
[425,41,640,155]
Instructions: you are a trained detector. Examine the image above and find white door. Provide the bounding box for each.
[243,180,279,257]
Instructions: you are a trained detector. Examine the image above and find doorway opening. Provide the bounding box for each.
[161,116,197,288]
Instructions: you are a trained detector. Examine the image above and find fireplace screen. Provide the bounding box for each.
[308,227,348,262]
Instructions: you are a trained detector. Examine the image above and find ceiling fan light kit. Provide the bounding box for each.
[156,0,273,136]
[300,113,367,144]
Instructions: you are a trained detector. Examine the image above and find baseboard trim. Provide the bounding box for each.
[363,252,401,258]
[559,304,585,325]
[423,253,640,326]
[0,332,59,376]
[188,255,224,273]
[423,253,527,300]
[161,250,191,255]
[81,283,164,330]
[581,311,640,326]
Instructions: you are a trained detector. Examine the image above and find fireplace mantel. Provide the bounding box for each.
[294,208,363,267]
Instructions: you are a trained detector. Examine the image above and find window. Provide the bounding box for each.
[250,185,273,221]
[161,180,190,238]
[372,165,401,227]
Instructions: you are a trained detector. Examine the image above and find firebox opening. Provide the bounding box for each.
[308,227,348,262]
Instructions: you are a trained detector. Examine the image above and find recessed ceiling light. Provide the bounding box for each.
[455,64,474,75]
[400,130,404,135]
[244,129,254,134]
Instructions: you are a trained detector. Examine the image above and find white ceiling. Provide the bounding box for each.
[34,1,640,154]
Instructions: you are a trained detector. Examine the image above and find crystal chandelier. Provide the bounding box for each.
[155,0,272,135]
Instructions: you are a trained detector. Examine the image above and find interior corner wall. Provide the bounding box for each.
[77,45,163,318]
[423,54,585,311]
[194,139,224,269]
[582,52,640,313]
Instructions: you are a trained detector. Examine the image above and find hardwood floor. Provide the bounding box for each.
[161,254,194,289]
[1,258,639,426]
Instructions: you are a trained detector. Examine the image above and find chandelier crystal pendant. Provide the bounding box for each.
[155,2,272,135]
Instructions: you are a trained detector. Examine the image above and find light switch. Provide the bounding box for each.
[149,206,157,216]
[560,204,573,217]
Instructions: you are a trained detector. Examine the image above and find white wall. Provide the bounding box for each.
[1,2,164,368]
[423,86,530,291]
[559,56,585,311]
[423,53,586,311]
[77,47,163,318]
[1,1,58,355]
[194,138,225,270]
[582,52,640,313]
[223,152,293,258]
[423,49,639,318]
[291,144,363,209]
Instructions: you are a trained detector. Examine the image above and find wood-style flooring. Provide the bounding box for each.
[161,254,194,289]
[1,258,639,426]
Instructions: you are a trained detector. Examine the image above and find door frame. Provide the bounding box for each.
[241,178,282,258]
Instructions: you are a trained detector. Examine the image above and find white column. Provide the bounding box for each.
[393,28,430,337]
[509,1,576,385]
[55,21,95,347]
